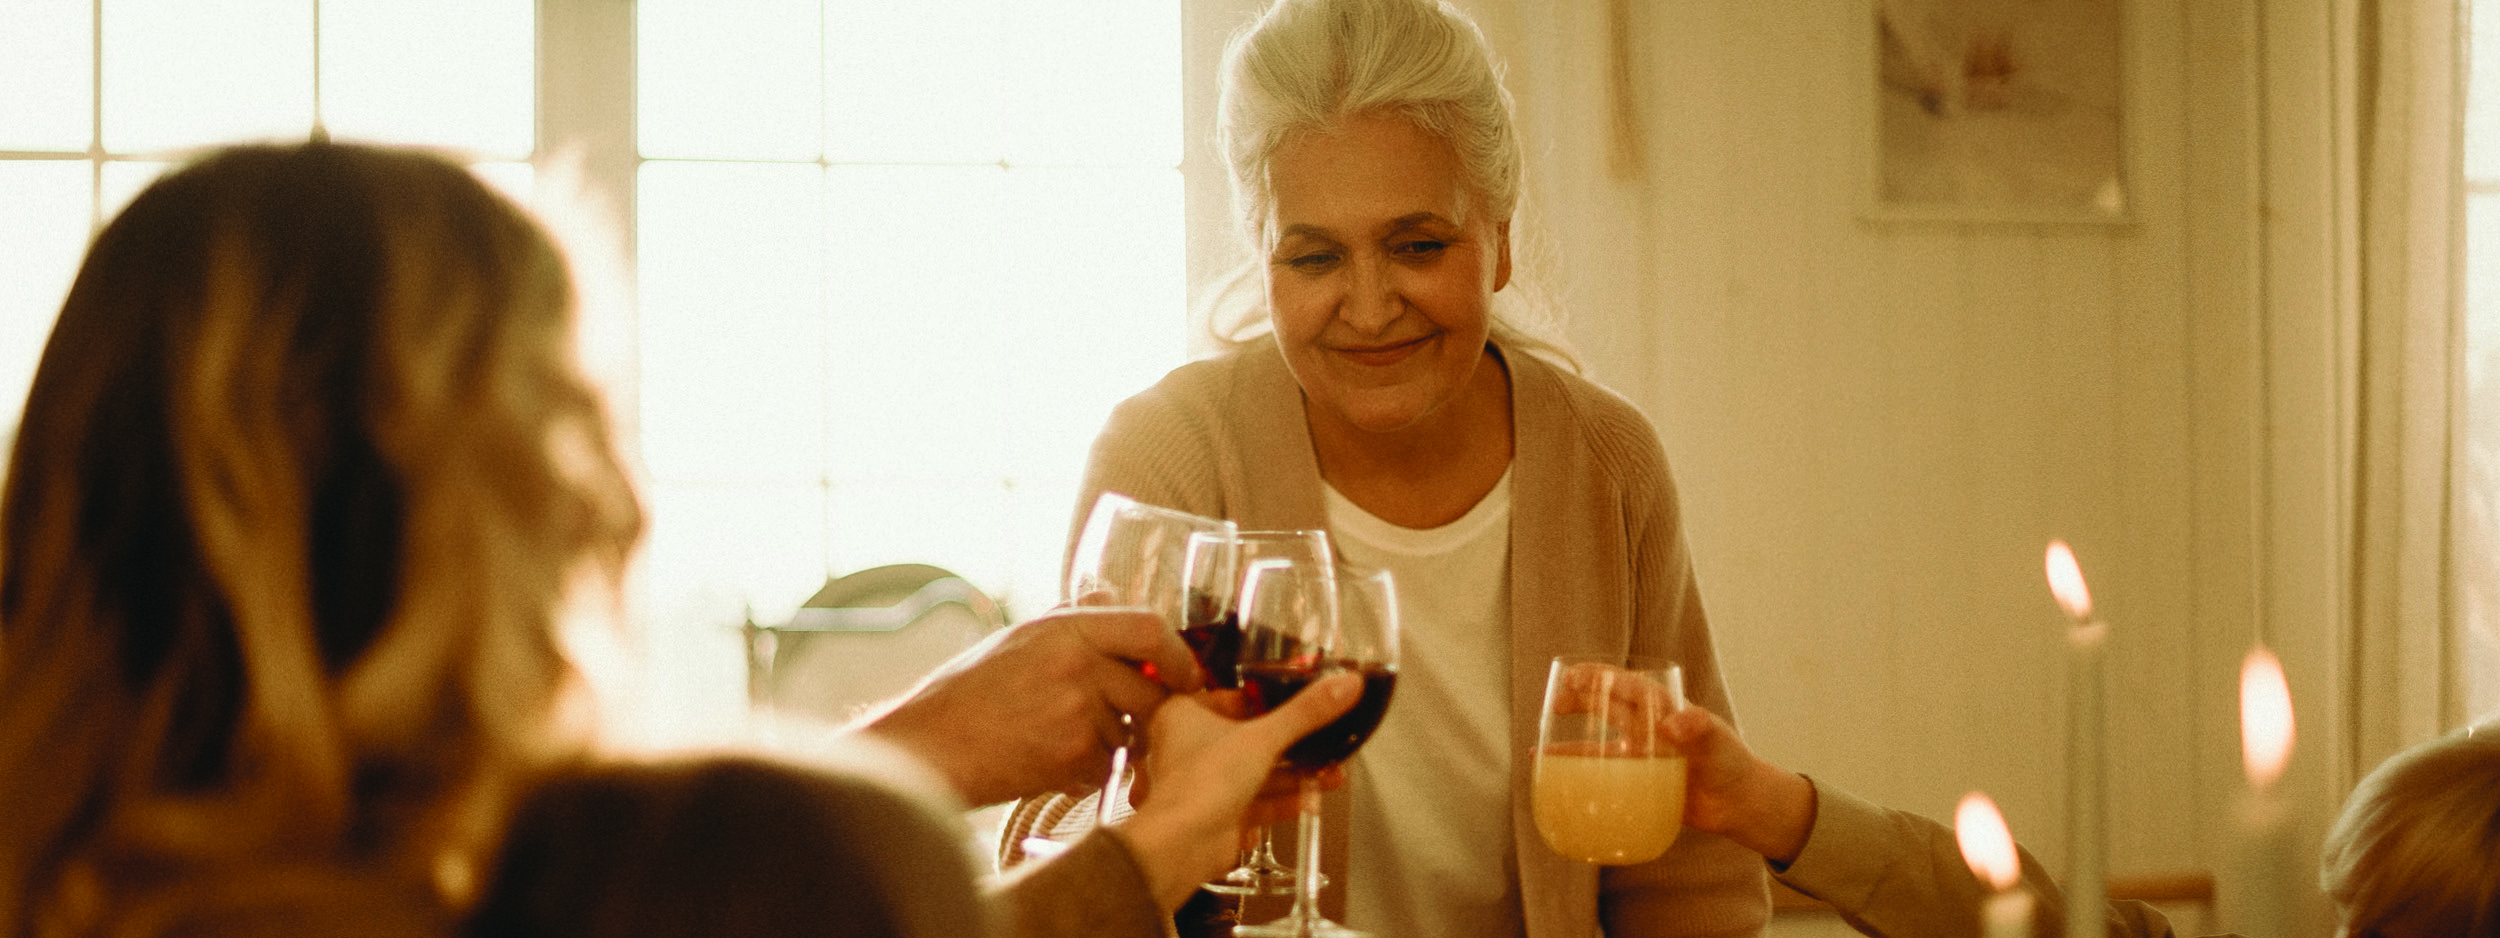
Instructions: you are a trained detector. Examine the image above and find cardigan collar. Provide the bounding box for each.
[1229,336,1615,928]
[1228,337,1572,532]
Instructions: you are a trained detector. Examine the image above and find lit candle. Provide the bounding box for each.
[2234,644,2296,938]
[1956,792,2034,938]
[2042,540,2104,938]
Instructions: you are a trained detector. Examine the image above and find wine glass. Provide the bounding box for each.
[1066,491,1236,827]
[1192,530,1334,898]
[1234,563,1399,938]
[1531,655,1687,865]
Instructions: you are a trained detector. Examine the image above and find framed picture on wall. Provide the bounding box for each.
[1863,0,2130,224]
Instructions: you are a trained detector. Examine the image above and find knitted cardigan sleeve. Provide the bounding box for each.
[1777,782,2187,938]
[1062,359,1237,584]
[1556,380,1771,938]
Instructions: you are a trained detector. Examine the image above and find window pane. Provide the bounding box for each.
[1002,0,1178,167]
[98,159,170,222]
[468,161,536,206]
[993,166,1184,472]
[643,480,831,639]
[636,481,819,743]
[825,0,1002,163]
[823,165,1011,478]
[826,476,1028,609]
[0,162,91,430]
[820,164,1181,609]
[2470,190,2500,724]
[103,0,312,153]
[0,0,92,151]
[2473,2,2500,181]
[321,0,533,157]
[637,161,827,482]
[639,0,820,161]
[821,164,1024,597]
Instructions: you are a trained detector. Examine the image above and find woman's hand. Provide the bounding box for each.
[1118,675,1362,913]
[1662,706,1817,866]
[854,606,1199,808]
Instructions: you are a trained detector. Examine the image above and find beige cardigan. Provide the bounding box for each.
[1068,341,1771,938]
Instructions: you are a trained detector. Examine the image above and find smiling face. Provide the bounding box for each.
[1262,111,1511,438]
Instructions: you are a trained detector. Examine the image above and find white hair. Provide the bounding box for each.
[1206,0,1578,369]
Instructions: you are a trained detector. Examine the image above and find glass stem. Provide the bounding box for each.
[1250,826,1280,870]
[1097,717,1132,828]
[1291,776,1323,934]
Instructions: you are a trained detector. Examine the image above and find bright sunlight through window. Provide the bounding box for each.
[632,0,1185,719]
[0,1,1190,736]
[0,0,531,435]
[2462,0,2500,724]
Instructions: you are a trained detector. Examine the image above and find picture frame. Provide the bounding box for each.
[1859,0,2131,225]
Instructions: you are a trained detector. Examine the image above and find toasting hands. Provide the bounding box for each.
[857,606,1201,808]
[1121,674,1362,912]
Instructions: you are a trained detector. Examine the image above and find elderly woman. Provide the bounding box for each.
[1052,0,1772,935]
[0,141,1353,938]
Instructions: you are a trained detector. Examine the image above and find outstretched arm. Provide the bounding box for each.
[856,606,1199,808]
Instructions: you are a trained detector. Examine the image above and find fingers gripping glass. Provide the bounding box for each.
[1233,563,1399,938]
[1066,492,1235,827]
[1532,656,1688,865]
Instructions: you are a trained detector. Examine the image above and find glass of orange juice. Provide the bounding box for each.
[1532,655,1687,865]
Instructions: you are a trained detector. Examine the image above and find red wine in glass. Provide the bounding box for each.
[1232,563,1400,938]
[1182,588,1243,689]
[1238,659,1399,770]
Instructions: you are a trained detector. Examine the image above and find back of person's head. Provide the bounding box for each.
[2318,723,2500,937]
[466,758,992,938]
[0,141,643,936]
[1208,0,1574,366]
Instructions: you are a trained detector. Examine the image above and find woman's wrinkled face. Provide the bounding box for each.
[1262,111,1510,436]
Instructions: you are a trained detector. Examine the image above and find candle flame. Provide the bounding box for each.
[2241,645,2294,788]
[1954,792,2021,891]
[2044,540,2093,622]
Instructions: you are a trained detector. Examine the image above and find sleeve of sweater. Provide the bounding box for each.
[1776,782,2185,938]
[1573,386,1773,938]
[991,828,1169,938]
[1065,366,1231,579]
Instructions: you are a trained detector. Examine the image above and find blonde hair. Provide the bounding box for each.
[2318,724,2500,937]
[1206,0,1577,368]
[0,143,643,937]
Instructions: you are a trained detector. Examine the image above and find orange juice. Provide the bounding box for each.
[1531,753,1685,864]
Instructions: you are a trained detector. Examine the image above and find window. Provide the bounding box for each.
[0,1,1188,732]
[630,0,1186,726]
[2462,0,2500,725]
[0,0,534,428]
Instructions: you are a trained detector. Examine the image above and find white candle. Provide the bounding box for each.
[2234,645,2296,938]
[1956,792,2034,938]
[2043,541,2104,938]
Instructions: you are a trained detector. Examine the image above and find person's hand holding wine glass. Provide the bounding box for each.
[1065,493,1239,824]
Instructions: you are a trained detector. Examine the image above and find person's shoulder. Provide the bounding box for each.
[530,755,953,835]
[1125,346,1271,407]
[476,756,990,938]
[1510,349,1669,477]
[1101,346,1277,440]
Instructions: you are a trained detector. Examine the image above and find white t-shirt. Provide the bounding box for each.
[1325,468,1524,938]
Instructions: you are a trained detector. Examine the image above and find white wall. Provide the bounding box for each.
[1477,0,2349,935]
